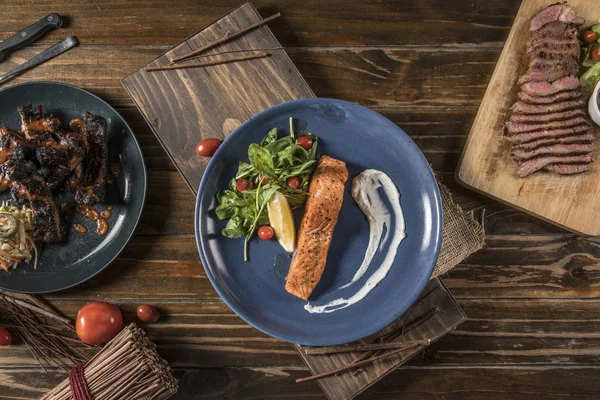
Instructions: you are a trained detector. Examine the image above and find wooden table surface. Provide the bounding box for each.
[1,1,598,399]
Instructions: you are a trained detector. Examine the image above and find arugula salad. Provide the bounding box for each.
[215,118,318,261]
[580,25,600,86]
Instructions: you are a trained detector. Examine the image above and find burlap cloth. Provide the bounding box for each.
[431,182,485,278]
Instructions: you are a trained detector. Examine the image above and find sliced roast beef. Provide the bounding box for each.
[529,3,585,31]
[511,143,593,162]
[509,109,585,124]
[506,116,588,134]
[513,132,595,151]
[528,58,579,76]
[518,155,593,177]
[510,99,585,115]
[520,76,580,97]
[518,89,581,104]
[527,35,578,55]
[526,41,579,59]
[507,125,591,144]
[506,4,591,177]
[543,163,591,175]
[517,70,571,85]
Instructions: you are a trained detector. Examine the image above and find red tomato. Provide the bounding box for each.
[258,225,274,240]
[287,176,301,189]
[236,178,253,192]
[260,175,270,185]
[582,30,597,45]
[297,136,313,150]
[0,328,12,346]
[195,138,221,157]
[593,46,600,62]
[76,302,123,345]
[137,304,160,322]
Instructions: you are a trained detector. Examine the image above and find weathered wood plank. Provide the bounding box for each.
[3,365,600,399]
[0,46,499,108]
[3,297,600,369]
[31,234,600,303]
[0,0,520,47]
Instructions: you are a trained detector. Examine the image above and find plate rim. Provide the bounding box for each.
[0,80,148,294]
[195,97,443,345]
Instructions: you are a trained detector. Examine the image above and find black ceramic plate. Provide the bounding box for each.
[0,82,146,293]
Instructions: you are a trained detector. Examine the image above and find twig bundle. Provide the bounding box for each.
[0,292,86,372]
[41,324,178,400]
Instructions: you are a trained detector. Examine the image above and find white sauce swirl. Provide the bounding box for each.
[304,169,405,314]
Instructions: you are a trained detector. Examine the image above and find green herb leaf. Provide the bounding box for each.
[216,118,319,261]
[581,62,600,86]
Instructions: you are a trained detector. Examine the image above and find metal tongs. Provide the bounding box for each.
[0,13,78,85]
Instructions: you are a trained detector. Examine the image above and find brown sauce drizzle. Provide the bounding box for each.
[76,204,89,215]
[110,162,121,178]
[100,209,111,219]
[74,224,87,233]
[87,209,99,221]
[97,219,108,236]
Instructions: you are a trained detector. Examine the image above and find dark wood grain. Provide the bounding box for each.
[0,0,521,47]
[4,365,600,400]
[0,46,500,109]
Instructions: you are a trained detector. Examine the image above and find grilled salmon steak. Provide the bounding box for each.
[285,155,348,300]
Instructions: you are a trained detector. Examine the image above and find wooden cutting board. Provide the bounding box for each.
[456,0,600,236]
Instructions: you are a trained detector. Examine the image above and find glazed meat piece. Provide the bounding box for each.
[505,3,592,177]
[529,2,584,31]
[285,156,348,300]
[8,160,63,243]
[17,104,61,140]
[74,112,108,205]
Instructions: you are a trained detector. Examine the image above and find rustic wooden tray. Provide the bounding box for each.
[456,0,600,236]
[122,3,466,398]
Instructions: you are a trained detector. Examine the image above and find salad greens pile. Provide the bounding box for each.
[215,118,318,261]
[580,24,600,86]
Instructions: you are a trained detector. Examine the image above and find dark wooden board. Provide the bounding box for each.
[296,278,466,400]
[122,2,314,193]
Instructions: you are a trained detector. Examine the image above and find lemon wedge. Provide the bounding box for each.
[267,191,296,252]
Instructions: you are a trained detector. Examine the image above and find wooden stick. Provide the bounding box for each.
[145,52,269,72]
[350,306,439,375]
[0,293,72,325]
[169,13,281,63]
[305,339,430,356]
[295,342,425,383]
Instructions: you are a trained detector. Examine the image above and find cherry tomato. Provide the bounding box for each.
[76,302,123,345]
[137,304,160,322]
[260,175,270,185]
[0,328,12,346]
[258,225,274,240]
[287,176,301,189]
[582,30,597,45]
[297,136,313,150]
[236,178,253,192]
[593,46,600,62]
[195,138,221,157]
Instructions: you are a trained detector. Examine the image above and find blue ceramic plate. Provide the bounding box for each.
[0,82,146,294]
[195,99,442,346]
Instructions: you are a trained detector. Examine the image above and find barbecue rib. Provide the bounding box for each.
[505,3,593,177]
[75,112,108,205]
[0,105,110,243]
